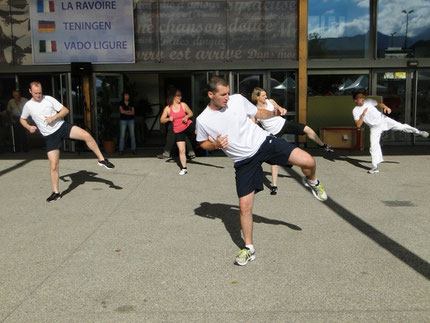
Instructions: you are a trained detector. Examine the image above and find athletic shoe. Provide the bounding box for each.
[98,159,115,169]
[157,152,170,159]
[188,153,196,160]
[46,192,61,203]
[368,167,379,174]
[179,168,188,175]
[235,248,256,266]
[418,131,429,138]
[270,186,278,195]
[322,144,334,153]
[302,177,328,201]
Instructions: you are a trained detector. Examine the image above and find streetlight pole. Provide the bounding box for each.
[402,9,414,49]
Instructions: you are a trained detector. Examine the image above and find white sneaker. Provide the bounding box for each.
[179,168,188,175]
[418,131,429,138]
[368,167,379,174]
[302,177,328,201]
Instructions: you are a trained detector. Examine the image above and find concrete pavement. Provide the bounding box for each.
[1,146,430,322]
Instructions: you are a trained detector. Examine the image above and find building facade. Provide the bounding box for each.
[1,0,429,150]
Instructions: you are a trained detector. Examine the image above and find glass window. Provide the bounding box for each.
[376,71,407,142]
[238,73,264,102]
[308,0,370,58]
[415,70,430,138]
[270,71,296,115]
[308,74,369,96]
[0,75,16,123]
[377,0,430,58]
[135,0,298,64]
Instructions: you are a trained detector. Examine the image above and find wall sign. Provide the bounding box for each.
[135,0,297,63]
[30,0,135,64]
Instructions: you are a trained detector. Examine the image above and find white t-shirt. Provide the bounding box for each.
[21,95,64,136]
[352,98,386,127]
[196,94,269,163]
[259,99,285,135]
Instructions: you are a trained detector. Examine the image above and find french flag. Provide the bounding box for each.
[37,0,55,13]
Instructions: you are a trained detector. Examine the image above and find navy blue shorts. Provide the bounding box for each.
[234,136,297,198]
[44,122,73,152]
[276,121,306,137]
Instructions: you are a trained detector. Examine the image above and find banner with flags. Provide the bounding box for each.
[39,40,57,53]
[38,20,55,33]
[30,0,134,64]
[37,0,55,13]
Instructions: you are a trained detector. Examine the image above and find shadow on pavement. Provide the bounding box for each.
[322,153,399,171]
[60,170,122,197]
[0,159,33,177]
[284,166,430,280]
[194,202,302,249]
[166,157,225,170]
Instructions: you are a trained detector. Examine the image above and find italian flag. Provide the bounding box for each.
[37,0,55,13]
[39,40,57,53]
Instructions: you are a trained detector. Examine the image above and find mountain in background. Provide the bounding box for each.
[310,27,430,57]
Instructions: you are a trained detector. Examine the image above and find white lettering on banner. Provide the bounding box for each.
[61,1,117,10]
[195,49,242,60]
[63,21,112,30]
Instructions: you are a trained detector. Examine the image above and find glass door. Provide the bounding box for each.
[414,70,430,144]
[375,71,410,143]
[94,73,123,143]
[232,72,266,102]
[52,73,74,151]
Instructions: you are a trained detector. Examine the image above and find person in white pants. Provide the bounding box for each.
[352,92,429,174]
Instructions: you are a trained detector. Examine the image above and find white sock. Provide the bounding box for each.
[245,244,255,253]
[308,178,318,186]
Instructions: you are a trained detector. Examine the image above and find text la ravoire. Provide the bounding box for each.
[61,1,117,10]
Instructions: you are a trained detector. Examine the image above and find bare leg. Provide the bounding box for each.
[47,149,60,193]
[69,126,104,161]
[303,126,325,146]
[238,191,255,245]
[271,165,278,187]
[287,147,317,181]
[177,141,186,168]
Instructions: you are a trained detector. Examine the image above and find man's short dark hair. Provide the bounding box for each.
[352,91,365,100]
[208,76,229,93]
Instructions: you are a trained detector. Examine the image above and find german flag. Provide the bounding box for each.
[37,0,55,13]
[40,40,57,53]
[38,20,55,33]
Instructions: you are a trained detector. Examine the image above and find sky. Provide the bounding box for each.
[308,0,430,39]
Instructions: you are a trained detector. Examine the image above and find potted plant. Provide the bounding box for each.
[99,80,117,153]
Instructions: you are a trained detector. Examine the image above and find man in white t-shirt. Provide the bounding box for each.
[20,81,115,202]
[352,92,428,174]
[196,76,328,266]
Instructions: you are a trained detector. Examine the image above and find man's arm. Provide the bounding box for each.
[199,134,228,151]
[255,107,285,120]
[354,108,367,128]
[20,117,37,133]
[269,99,287,114]
[377,102,391,114]
[45,106,69,124]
